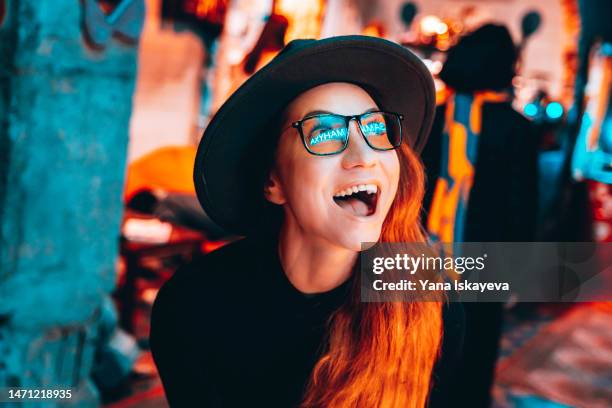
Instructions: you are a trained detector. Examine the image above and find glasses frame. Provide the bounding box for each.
[290,110,405,156]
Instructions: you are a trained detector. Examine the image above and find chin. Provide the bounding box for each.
[333,225,383,252]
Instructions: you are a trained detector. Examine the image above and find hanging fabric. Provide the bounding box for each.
[427,91,509,243]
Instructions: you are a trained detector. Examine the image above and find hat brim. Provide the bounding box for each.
[194,35,435,235]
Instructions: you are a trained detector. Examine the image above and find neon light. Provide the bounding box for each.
[524,103,538,117]
[310,127,347,146]
[545,102,564,119]
[362,122,386,135]
[309,122,386,146]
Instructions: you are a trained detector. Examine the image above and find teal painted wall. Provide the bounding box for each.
[0,0,138,405]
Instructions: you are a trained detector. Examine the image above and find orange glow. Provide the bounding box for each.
[124,146,197,200]
[420,15,444,36]
[201,240,230,253]
[436,21,449,35]
[427,97,471,243]
[301,144,443,407]
[275,0,325,43]
[470,91,509,133]
[185,0,228,24]
[560,0,580,106]
[435,83,450,105]
[362,22,386,38]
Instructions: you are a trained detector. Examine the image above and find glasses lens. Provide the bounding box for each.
[302,115,348,155]
[359,112,402,150]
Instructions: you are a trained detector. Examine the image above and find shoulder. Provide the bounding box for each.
[149,237,263,360]
[162,237,254,292]
[150,238,256,328]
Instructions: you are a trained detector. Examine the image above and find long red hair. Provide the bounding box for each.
[300,143,444,408]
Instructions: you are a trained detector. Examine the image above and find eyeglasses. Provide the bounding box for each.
[290,111,404,156]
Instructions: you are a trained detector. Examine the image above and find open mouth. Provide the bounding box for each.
[333,184,379,217]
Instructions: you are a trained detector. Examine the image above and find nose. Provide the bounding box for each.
[341,119,377,169]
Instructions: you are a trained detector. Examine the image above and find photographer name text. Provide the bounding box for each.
[372,279,510,292]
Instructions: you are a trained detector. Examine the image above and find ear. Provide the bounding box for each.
[263,170,286,205]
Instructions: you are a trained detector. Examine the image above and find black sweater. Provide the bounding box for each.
[150,234,464,407]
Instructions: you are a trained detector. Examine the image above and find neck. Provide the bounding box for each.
[278,220,357,294]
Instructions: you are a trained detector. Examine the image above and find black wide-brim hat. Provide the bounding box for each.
[194,35,435,235]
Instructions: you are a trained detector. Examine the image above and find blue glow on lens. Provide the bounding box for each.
[310,127,347,145]
[362,122,386,135]
[546,102,564,119]
[524,103,538,117]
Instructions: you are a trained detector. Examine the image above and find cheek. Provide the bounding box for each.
[276,137,332,206]
[383,153,401,196]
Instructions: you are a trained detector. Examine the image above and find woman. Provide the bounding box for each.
[150,36,463,407]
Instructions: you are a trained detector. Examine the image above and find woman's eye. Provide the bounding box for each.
[311,125,333,133]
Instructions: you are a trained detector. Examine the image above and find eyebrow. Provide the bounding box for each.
[301,107,379,119]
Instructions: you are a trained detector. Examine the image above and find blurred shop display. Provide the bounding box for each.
[123,146,229,238]
[568,0,612,142]
[524,90,566,150]
[206,0,325,120]
[560,0,581,107]
[82,0,146,48]
[589,180,612,241]
[570,42,612,243]
[242,12,288,74]
[103,146,234,402]
[160,0,230,135]
[117,146,232,335]
[161,0,229,42]
[124,146,197,200]
[274,0,325,43]
[206,0,272,117]
[421,24,539,408]
[552,0,612,242]
[398,5,544,54]
[319,0,361,38]
[403,8,545,117]
[401,14,458,53]
[571,42,612,184]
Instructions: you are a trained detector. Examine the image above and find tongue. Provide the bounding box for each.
[337,197,369,216]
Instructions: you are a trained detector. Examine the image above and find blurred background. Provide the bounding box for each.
[0,0,610,407]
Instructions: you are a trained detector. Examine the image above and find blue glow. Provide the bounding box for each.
[361,121,386,135]
[546,102,564,119]
[310,127,347,146]
[524,103,538,117]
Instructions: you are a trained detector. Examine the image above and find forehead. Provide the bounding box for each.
[285,82,379,118]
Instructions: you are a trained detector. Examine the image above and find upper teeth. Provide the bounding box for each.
[333,184,378,197]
